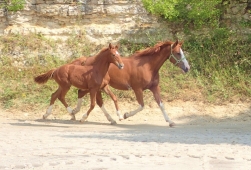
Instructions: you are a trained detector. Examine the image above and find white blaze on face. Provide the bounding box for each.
[180,48,190,70]
[115,50,123,69]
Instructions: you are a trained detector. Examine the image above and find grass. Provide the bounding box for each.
[184,28,251,103]
[0,32,93,113]
[0,29,251,114]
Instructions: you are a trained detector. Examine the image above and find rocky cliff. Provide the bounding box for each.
[0,0,250,44]
[0,0,171,44]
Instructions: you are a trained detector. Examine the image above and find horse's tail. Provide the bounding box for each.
[34,68,56,84]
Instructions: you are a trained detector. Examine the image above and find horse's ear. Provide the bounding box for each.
[179,40,184,46]
[109,43,112,49]
[115,44,120,50]
[173,40,179,48]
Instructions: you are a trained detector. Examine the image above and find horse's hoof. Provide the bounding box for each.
[169,122,176,127]
[42,115,47,119]
[80,118,87,123]
[111,121,117,125]
[70,117,76,121]
[123,113,128,119]
[70,115,76,120]
[119,118,124,121]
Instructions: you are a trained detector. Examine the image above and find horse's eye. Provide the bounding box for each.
[177,53,181,55]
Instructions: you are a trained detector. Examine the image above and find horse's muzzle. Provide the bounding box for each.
[184,67,189,73]
[118,63,124,69]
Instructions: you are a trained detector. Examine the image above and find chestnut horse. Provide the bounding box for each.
[71,40,190,127]
[34,43,124,124]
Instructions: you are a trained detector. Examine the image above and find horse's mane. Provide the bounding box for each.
[132,41,173,58]
[97,47,109,55]
[90,47,109,64]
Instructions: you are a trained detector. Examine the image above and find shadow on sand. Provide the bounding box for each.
[8,107,251,146]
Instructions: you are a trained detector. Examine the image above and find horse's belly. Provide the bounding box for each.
[72,83,88,90]
[68,76,89,89]
[109,81,132,90]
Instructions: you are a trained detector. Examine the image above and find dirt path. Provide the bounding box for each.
[0,101,251,170]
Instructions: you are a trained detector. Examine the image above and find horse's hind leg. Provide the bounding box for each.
[71,89,89,119]
[57,86,73,119]
[43,87,61,119]
[150,85,175,127]
[96,90,116,125]
[124,88,144,119]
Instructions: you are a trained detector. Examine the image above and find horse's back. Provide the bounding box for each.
[53,64,86,80]
[70,56,87,65]
[54,64,93,89]
[108,57,157,90]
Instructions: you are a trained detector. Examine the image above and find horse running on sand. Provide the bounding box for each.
[34,43,124,124]
[70,40,190,127]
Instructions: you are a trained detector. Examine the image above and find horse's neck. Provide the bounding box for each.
[85,56,96,65]
[92,51,111,77]
[146,46,171,72]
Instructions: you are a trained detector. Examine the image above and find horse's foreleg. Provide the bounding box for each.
[150,85,175,127]
[43,88,61,119]
[103,85,123,121]
[44,105,53,119]
[124,89,144,119]
[80,89,97,123]
[96,90,116,125]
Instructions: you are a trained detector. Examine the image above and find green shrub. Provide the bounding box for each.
[1,0,25,12]
[185,28,251,101]
[142,0,222,28]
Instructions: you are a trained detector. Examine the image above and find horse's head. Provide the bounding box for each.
[108,43,124,69]
[169,40,190,73]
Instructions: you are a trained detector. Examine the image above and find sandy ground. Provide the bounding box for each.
[0,100,251,170]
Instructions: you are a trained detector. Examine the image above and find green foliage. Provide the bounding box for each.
[0,33,93,110]
[1,0,25,12]
[1,27,251,112]
[66,30,92,58]
[142,0,222,28]
[1,33,54,54]
[119,28,251,103]
[185,28,251,101]
[239,19,251,28]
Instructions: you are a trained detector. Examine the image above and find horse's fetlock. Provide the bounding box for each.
[72,108,80,114]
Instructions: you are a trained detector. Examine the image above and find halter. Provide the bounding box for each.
[170,44,186,65]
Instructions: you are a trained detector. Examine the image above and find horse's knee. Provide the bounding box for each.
[113,97,118,104]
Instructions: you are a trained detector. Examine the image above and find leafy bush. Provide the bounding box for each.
[1,0,25,12]
[142,0,222,28]
[185,28,251,101]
